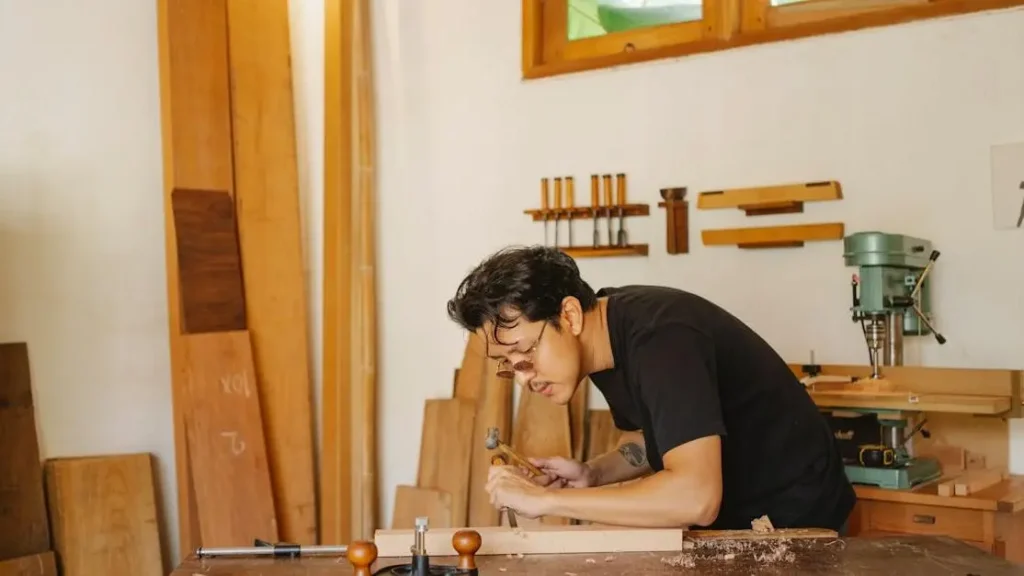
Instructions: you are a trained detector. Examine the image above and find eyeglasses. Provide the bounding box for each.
[493,321,548,379]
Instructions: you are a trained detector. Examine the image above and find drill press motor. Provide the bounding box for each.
[831,231,948,490]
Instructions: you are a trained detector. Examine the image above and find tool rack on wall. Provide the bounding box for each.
[524,174,649,258]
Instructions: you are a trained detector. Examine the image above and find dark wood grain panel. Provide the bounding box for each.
[171,188,247,333]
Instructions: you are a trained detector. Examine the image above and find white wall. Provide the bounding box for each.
[371,1,1024,526]
[2,0,1023,569]
[0,0,175,566]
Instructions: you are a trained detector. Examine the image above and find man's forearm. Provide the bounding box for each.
[542,469,719,528]
[585,431,652,486]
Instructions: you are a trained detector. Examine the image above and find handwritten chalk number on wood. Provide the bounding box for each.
[220,372,252,398]
[221,431,247,455]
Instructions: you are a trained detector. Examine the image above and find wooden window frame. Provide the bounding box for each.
[523,0,1024,79]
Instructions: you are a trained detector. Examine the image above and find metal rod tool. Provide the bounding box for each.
[195,540,348,559]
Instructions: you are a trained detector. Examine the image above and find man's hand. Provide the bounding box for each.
[485,465,552,519]
[529,456,595,488]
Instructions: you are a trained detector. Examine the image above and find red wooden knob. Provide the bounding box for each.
[453,529,482,570]
[348,540,378,576]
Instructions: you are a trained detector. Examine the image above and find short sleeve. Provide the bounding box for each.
[633,326,727,458]
[609,405,640,432]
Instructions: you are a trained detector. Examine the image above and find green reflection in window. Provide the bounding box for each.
[567,0,704,41]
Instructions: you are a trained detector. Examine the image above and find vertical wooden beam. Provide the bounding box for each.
[321,0,355,545]
[352,0,380,538]
[225,0,319,545]
[155,0,235,557]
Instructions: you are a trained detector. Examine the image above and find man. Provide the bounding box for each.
[445,245,855,531]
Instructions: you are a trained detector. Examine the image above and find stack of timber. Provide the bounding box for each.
[156,0,316,554]
[1,344,165,576]
[393,334,623,528]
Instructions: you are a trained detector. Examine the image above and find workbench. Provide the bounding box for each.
[172,535,1024,575]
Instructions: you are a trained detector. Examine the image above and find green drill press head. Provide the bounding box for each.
[843,231,944,339]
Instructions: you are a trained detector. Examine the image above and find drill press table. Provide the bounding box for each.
[172,535,1024,575]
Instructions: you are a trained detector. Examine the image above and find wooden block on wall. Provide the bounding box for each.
[181,331,277,546]
[0,552,57,576]
[43,454,163,576]
[0,343,51,561]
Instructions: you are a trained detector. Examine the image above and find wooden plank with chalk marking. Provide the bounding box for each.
[181,331,277,546]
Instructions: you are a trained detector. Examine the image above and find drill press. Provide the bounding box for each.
[833,231,948,489]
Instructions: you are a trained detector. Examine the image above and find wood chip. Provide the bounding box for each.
[751,515,775,533]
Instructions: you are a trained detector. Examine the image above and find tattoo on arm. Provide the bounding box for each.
[618,442,647,467]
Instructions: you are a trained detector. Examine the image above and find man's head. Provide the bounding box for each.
[447,245,598,405]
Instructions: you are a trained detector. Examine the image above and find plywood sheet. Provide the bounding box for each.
[43,454,163,576]
[416,399,476,528]
[181,331,277,546]
[391,486,452,529]
[466,361,513,527]
[225,0,317,545]
[0,343,50,561]
[170,188,247,333]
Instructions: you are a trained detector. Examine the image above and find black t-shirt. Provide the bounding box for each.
[588,285,856,531]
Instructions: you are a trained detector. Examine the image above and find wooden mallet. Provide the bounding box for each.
[484,427,545,477]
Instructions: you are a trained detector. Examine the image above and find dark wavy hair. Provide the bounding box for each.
[446,245,598,344]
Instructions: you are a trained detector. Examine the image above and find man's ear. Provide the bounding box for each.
[561,296,584,336]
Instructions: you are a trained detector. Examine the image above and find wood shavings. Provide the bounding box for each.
[585,558,596,564]
[604,555,615,561]
[751,514,775,533]
[661,553,695,568]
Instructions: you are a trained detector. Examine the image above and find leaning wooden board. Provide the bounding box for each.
[0,552,56,576]
[465,359,513,527]
[44,454,164,575]
[156,0,237,555]
[0,343,51,561]
[416,399,476,527]
[511,389,572,526]
[181,331,277,546]
[225,0,318,545]
[372,526,838,557]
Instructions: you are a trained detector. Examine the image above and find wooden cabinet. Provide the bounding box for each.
[847,478,1024,562]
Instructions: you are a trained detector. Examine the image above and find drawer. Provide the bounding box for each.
[861,501,991,543]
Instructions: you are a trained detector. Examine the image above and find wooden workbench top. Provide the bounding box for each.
[172,536,1024,575]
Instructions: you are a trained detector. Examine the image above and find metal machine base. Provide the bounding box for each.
[845,457,942,490]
